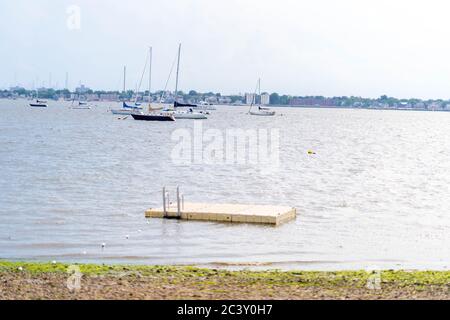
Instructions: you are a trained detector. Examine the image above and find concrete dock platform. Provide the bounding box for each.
[145,202,296,226]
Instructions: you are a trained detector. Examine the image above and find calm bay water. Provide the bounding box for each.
[0,99,449,270]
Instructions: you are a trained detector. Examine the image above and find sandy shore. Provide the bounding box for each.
[0,261,449,300]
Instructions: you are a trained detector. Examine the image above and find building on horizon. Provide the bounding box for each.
[245,93,256,105]
[99,93,119,101]
[261,92,270,105]
[75,85,91,94]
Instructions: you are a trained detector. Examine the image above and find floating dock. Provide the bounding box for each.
[145,202,296,226]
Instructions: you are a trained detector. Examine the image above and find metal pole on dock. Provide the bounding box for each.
[176,186,181,218]
[167,193,170,210]
[162,187,166,217]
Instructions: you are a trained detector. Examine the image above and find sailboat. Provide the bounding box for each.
[128,84,144,109]
[29,90,48,108]
[70,95,91,109]
[131,46,176,122]
[248,79,275,116]
[170,44,207,120]
[111,66,143,115]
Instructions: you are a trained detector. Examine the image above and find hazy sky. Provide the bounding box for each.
[3,0,450,98]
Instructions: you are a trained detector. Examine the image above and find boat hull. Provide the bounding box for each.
[174,112,207,119]
[131,114,175,121]
[29,103,47,108]
[249,111,276,116]
[111,109,141,115]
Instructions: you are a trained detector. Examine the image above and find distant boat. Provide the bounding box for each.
[131,46,176,122]
[171,44,207,119]
[111,65,143,114]
[248,79,275,116]
[196,103,216,111]
[111,108,142,115]
[249,108,275,116]
[123,101,142,110]
[70,96,91,109]
[71,105,91,110]
[30,100,48,108]
[131,113,175,121]
[29,90,47,107]
[148,105,163,111]
[172,108,207,119]
[110,102,143,115]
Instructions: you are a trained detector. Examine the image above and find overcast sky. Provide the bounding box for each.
[2,0,450,98]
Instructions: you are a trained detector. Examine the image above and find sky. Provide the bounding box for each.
[2,0,450,99]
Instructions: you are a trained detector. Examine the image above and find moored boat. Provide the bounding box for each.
[111,108,142,115]
[131,113,175,121]
[173,111,207,119]
[248,79,275,116]
[123,101,142,110]
[29,91,47,107]
[70,101,91,109]
[29,101,48,108]
[249,108,276,116]
[171,44,207,120]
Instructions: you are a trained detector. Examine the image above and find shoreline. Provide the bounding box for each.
[1,261,449,300]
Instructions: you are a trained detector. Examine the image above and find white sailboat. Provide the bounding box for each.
[29,89,48,108]
[70,95,91,109]
[171,43,207,120]
[248,79,275,116]
[173,109,208,119]
[111,66,143,115]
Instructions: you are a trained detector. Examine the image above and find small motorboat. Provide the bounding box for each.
[29,99,48,108]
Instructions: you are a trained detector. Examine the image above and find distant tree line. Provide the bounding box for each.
[1,87,449,109]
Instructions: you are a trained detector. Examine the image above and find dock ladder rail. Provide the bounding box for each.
[162,186,184,219]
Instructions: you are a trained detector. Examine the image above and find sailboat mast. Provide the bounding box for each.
[258,78,261,106]
[123,66,126,93]
[174,43,181,103]
[148,46,152,103]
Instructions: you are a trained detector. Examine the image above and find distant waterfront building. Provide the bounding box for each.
[99,93,119,101]
[261,93,270,105]
[218,97,232,104]
[206,96,218,104]
[75,85,91,94]
[9,86,25,92]
[414,102,425,109]
[245,93,256,105]
[86,93,99,101]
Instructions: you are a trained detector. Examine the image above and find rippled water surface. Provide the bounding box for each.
[1,99,449,270]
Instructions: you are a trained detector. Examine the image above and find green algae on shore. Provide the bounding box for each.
[1,260,449,287]
[1,260,449,300]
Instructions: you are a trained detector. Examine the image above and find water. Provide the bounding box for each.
[1,99,449,270]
